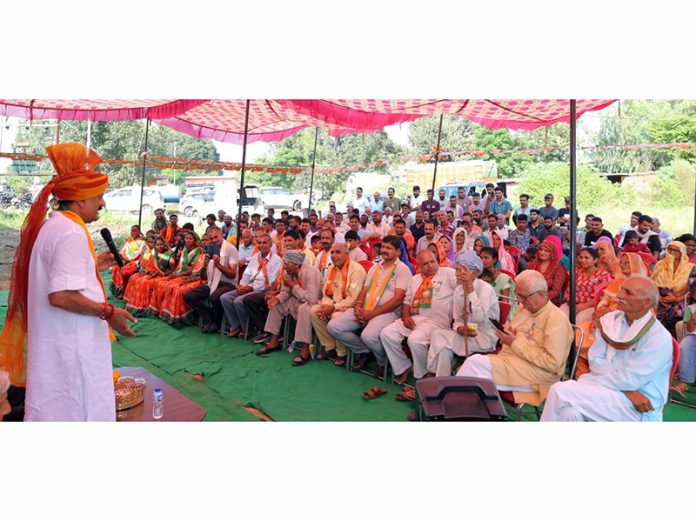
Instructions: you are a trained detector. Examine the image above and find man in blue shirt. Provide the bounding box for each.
[541,276,672,421]
[488,186,513,224]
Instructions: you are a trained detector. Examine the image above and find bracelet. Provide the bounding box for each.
[98,303,115,320]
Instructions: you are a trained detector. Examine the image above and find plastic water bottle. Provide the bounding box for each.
[309,343,316,360]
[152,387,164,420]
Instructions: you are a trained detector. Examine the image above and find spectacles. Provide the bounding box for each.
[517,290,542,301]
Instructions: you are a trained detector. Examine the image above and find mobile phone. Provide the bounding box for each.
[206,244,221,257]
[489,318,506,332]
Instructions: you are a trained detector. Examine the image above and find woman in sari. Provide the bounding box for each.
[651,241,696,334]
[529,237,568,306]
[438,234,456,267]
[150,231,204,316]
[398,238,417,275]
[427,240,450,268]
[595,237,620,277]
[160,233,209,326]
[490,231,516,273]
[110,225,147,297]
[473,235,489,256]
[595,252,647,318]
[479,246,518,318]
[123,236,174,316]
[561,247,612,322]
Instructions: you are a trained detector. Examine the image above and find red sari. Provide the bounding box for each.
[123,248,173,316]
[160,253,207,326]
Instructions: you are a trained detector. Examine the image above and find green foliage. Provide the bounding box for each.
[13,120,220,189]
[650,160,696,209]
[408,114,474,157]
[517,162,636,213]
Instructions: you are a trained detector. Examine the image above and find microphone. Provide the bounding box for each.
[100,228,125,267]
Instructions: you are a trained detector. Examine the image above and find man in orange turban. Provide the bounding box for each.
[0,143,137,421]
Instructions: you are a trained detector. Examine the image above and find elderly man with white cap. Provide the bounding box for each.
[256,250,322,366]
[427,251,500,377]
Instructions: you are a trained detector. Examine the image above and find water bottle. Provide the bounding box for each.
[309,343,316,360]
[152,387,164,420]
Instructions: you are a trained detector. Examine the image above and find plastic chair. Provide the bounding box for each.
[358,260,374,273]
[636,252,658,273]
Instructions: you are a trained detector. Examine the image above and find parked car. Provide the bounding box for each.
[179,191,209,216]
[188,185,265,223]
[438,181,492,200]
[259,186,311,211]
[103,185,163,215]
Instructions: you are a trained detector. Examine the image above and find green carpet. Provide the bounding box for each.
[3,278,696,422]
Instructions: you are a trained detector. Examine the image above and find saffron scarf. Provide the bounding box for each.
[363,263,397,311]
[325,260,351,300]
[411,275,434,315]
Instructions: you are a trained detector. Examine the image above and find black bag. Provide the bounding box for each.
[415,376,507,421]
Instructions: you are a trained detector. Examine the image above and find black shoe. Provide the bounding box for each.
[253,332,271,344]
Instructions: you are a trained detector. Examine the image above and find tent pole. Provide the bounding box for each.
[54,121,60,144]
[137,119,150,230]
[307,127,319,216]
[236,99,251,249]
[569,100,577,326]
[430,114,444,193]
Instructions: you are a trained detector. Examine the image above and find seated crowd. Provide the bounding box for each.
[109,185,696,421]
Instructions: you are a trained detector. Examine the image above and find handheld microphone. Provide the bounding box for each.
[100,228,125,267]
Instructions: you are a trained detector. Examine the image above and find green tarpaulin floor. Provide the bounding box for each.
[3,279,696,421]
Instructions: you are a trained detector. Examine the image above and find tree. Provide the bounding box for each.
[13,120,220,189]
[408,114,474,159]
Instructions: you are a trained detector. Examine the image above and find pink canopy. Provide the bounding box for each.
[0,99,207,121]
[156,99,352,145]
[275,99,618,133]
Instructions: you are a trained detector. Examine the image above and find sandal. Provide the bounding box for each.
[395,387,416,402]
[256,345,280,356]
[333,355,347,367]
[362,385,388,400]
[292,355,310,366]
[317,349,336,361]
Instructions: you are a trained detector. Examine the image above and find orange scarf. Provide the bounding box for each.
[318,250,330,270]
[250,253,272,289]
[276,231,286,254]
[163,225,180,246]
[363,263,397,311]
[326,260,350,300]
[411,275,434,315]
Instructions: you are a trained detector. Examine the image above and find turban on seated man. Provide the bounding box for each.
[427,251,500,377]
[457,270,573,406]
[542,276,673,421]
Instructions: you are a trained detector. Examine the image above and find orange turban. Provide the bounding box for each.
[0,143,110,384]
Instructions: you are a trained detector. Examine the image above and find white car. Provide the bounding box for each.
[259,186,311,211]
[189,185,265,223]
[103,186,163,215]
[179,191,210,216]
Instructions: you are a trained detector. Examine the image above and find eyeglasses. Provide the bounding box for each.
[517,290,542,301]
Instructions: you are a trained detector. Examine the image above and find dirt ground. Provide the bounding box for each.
[0,222,133,291]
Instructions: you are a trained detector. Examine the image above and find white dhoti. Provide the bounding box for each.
[428,329,496,377]
[540,379,642,422]
[456,354,535,392]
[380,317,441,378]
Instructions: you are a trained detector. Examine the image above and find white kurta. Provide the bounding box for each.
[26,212,115,421]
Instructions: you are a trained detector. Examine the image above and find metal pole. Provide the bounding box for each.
[307,127,319,216]
[87,119,92,149]
[236,99,251,249]
[569,100,578,326]
[54,121,60,144]
[137,119,150,230]
[430,114,444,193]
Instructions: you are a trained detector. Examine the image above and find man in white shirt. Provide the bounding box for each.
[380,250,458,385]
[220,233,281,338]
[314,228,335,278]
[542,276,673,421]
[409,185,425,211]
[365,210,391,239]
[237,228,256,268]
[183,227,238,333]
[370,192,384,213]
[416,219,440,254]
[350,187,371,216]
[428,251,499,377]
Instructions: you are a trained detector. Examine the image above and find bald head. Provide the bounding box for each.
[620,275,659,309]
[330,242,349,267]
[417,250,438,277]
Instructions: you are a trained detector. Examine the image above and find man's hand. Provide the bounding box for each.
[495,325,517,346]
[237,285,253,295]
[267,297,280,310]
[97,251,115,272]
[623,390,654,413]
[282,274,296,289]
[107,308,137,337]
[317,304,335,318]
[402,315,416,330]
